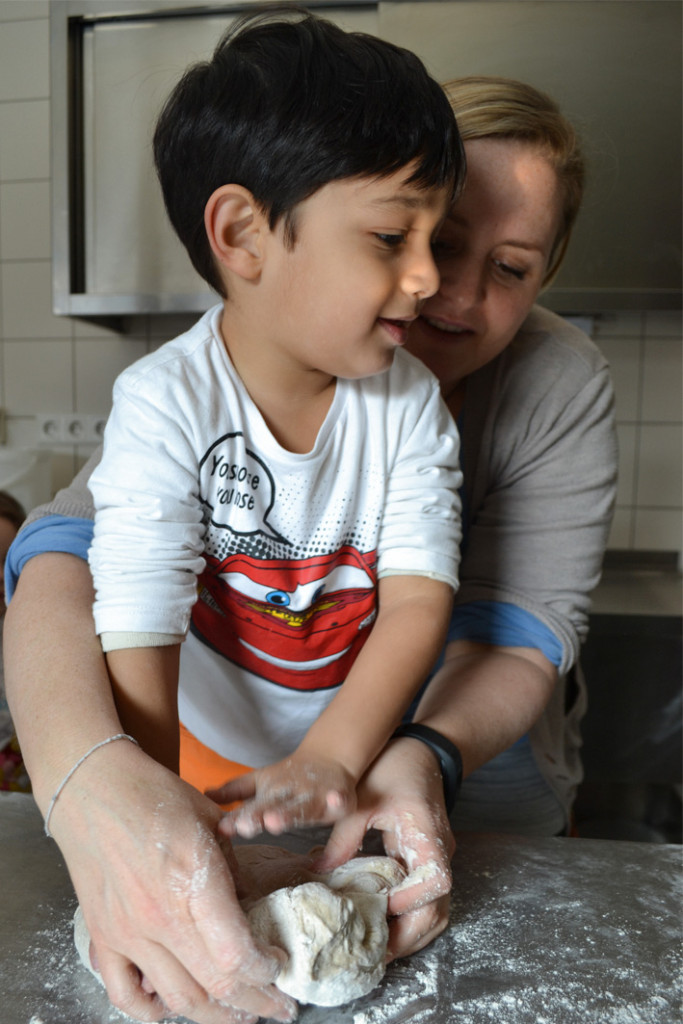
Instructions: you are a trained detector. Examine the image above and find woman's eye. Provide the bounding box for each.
[375,233,405,248]
[493,259,526,281]
[431,239,455,260]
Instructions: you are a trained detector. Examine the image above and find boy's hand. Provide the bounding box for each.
[209,754,356,838]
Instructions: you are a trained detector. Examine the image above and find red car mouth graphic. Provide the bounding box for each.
[192,546,377,690]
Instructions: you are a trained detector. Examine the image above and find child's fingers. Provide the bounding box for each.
[206,772,258,805]
[228,812,267,840]
[228,787,346,838]
[324,789,347,814]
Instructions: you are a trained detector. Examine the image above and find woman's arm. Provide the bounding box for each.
[415,638,557,777]
[4,553,123,809]
[3,553,296,1024]
[313,638,556,959]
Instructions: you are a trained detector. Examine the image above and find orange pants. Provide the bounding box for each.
[179,722,252,800]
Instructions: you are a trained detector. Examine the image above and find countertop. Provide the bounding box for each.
[589,564,682,619]
[1,793,680,1024]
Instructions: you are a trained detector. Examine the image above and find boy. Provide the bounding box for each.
[87,8,464,837]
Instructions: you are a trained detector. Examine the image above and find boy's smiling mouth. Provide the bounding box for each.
[378,316,417,344]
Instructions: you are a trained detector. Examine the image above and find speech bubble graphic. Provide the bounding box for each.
[199,433,289,543]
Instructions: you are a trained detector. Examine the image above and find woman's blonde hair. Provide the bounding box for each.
[442,76,585,285]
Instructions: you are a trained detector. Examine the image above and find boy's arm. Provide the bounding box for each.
[104,644,181,772]
[215,574,453,836]
[299,574,453,778]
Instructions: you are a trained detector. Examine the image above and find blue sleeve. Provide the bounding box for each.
[448,600,563,667]
[5,515,94,604]
[404,597,563,720]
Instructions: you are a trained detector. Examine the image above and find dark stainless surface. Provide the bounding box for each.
[1,793,681,1024]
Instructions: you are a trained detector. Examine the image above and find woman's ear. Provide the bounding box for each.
[204,185,266,281]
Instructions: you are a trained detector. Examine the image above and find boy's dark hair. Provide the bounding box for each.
[153,6,464,296]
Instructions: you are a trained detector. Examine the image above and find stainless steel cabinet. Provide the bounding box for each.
[51,1,682,316]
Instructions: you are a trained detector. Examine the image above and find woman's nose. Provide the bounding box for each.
[439,259,485,311]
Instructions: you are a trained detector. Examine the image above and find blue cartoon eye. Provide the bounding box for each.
[312,585,325,602]
[266,590,291,607]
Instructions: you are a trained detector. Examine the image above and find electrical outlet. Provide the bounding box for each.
[84,415,107,443]
[36,415,67,444]
[36,413,107,446]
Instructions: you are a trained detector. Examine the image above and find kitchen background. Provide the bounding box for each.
[0,0,681,557]
[0,1,681,842]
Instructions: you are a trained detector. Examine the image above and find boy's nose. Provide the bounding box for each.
[403,246,440,302]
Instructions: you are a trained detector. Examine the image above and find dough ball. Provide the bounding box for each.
[247,881,390,1006]
[230,842,322,908]
[72,847,406,1010]
[73,905,100,981]
[326,855,407,894]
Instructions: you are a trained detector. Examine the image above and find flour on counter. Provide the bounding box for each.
[18,907,139,1024]
[18,829,680,1024]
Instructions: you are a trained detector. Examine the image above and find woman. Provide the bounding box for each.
[4,77,616,1024]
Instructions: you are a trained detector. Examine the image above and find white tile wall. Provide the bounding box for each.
[642,337,683,422]
[0,17,49,101]
[4,337,73,413]
[0,5,681,556]
[0,99,49,180]
[594,314,683,554]
[0,180,51,258]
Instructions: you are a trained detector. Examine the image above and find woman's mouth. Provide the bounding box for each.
[421,315,472,336]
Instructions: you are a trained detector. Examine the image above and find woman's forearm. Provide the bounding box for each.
[414,639,557,778]
[3,553,124,813]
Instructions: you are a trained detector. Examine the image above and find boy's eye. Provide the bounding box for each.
[493,259,526,281]
[374,233,405,248]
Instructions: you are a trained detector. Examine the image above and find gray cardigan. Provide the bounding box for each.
[456,305,617,816]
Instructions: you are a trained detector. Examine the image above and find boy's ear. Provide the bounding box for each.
[204,185,266,281]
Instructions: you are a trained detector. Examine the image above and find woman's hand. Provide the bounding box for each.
[211,753,356,839]
[50,740,297,1024]
[314,736,455,960]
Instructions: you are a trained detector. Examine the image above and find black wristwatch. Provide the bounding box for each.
[391,722,463,815]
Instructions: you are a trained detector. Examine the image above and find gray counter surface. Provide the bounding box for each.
[1,793,680,1024]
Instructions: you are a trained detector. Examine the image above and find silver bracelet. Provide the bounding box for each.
[44,733,139,838]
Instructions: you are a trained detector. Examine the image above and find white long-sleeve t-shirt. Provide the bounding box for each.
[87,305,461,764]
